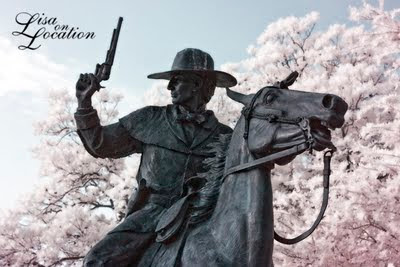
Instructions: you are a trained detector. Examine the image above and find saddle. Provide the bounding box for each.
[155,177,206,243]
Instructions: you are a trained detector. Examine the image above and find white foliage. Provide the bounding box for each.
[212,1,400,266]
[0,88,136,266]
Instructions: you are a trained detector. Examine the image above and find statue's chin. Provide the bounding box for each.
[171,98,190,107]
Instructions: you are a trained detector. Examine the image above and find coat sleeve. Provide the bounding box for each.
[74,108,142,158]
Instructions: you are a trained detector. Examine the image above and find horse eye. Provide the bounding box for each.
[265,94,276,104]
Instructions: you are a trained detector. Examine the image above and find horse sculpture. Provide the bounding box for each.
[139,79,348,267]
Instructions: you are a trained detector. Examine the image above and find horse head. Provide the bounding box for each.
[226,85,348,164]
[162,80,349,266]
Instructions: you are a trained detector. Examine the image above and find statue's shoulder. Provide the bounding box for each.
[119,105,165,126]
[120,106,166,122]
[216,122,233,135]
[203,109,233,135]
[123,105,165,119]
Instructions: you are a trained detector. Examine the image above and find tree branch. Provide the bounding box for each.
[49,256,84,267]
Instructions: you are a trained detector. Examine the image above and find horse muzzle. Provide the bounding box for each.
[320,94,348,129]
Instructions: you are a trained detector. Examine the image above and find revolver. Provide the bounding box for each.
[94,17,123,89]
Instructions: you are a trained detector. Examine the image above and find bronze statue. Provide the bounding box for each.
[75,18,348,267]
[75,48,236,266]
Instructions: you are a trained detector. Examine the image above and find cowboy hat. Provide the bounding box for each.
[147,48,237,88]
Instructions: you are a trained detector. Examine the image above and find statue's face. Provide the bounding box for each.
[168,74,200,106]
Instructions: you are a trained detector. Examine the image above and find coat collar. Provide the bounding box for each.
[164,105,220,149]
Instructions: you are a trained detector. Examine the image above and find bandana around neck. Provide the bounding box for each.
[176,105,208,125]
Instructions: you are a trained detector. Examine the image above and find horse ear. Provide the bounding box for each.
[275,71,299,89]
[225,88,253,106]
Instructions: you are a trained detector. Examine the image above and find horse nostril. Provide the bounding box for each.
[322,94,334,109]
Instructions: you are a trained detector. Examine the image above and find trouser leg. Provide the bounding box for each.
[83,231,156,267]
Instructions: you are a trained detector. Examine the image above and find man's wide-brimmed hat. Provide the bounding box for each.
[147,48,237,88]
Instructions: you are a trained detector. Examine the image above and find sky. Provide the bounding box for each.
[0,0,399,213]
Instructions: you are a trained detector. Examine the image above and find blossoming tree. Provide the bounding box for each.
[0,89,138,266]
[210,1,399,266]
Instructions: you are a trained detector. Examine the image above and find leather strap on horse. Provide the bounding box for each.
[222,142,309,182]
[274,149,334,244]
[223,144,335,245]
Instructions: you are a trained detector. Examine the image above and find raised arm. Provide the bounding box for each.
[74,73,142,158]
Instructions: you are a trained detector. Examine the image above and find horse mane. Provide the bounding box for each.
[189,133,232,224]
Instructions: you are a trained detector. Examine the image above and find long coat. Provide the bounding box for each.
[74,104,232,233]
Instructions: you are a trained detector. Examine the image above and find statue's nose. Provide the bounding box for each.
[167,82,175,91]
[322,94,348,114]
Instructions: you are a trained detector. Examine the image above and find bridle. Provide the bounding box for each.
[223,87,335,245]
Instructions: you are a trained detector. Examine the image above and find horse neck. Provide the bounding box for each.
[224,116,270,177]
[209,116,274,265]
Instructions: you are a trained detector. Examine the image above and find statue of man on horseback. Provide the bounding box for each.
[75,48,237,266]
[75,43,348,265]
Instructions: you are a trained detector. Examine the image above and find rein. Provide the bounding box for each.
[222,88,335,245]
